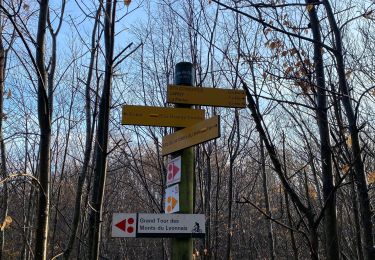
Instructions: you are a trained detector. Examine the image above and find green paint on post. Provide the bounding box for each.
[171,62,195,260]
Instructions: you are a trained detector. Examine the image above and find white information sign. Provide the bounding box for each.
[112,213,137,237]
[166,156,181,186]
[165,184,180,213]
[111,213,205,238]
[137,213,205,237]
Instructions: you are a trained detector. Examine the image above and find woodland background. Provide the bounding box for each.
[0,0,375,259]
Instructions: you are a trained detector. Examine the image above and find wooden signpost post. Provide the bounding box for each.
[170,62,195,260]
[118,62,246,260]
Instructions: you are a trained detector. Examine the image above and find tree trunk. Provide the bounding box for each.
[306,1,339,259]
[34,0,51,259]
[63,5,100,259]
[322,1,374,259]
[0,3,8,257]
[260,139,276,260]
[285,191,299,260]
[46,3,65,256]
[21,120,36,260]
[332,78,364,260]
[309,223,320,260]
[214,140,221,260]
[87,1,116,259]
[203,148,212,260]
[225,161,234,260]
[225,111,240,260]
[351,170,365,260]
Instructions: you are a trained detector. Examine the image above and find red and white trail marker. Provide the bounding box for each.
[112,213,137,237]
[166,156,181,186]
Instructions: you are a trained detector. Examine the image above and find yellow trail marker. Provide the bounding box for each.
[162,115,220,156]
[122,105,205,127]
[167,85,246,108]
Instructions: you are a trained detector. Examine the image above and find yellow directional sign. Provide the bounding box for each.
[167,85,246,108]
[162,115,220,156]
[122,105,205,127]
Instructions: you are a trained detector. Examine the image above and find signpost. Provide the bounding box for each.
[169,62,195,260]
[118,61,247,260]
[167,85,246,108]
[162,115,220,156]
[122,105,205,127]
[112,213,205,238]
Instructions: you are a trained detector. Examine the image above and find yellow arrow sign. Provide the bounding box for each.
[122,105,205,127]
[162,115,220,156]
[167,85,246,108]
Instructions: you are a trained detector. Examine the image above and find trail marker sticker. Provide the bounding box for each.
[166,156,181,186]
[112,213,137,237]
[165,184,179,213]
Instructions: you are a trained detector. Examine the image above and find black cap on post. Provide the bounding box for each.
[174,62,195,86]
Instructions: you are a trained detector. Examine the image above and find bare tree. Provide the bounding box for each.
[322,1,375,259]
[88,1,117,259]
[34,0,51,258]
[0,0,8,258]
[63,3,101,259]
[305,1,339,258]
